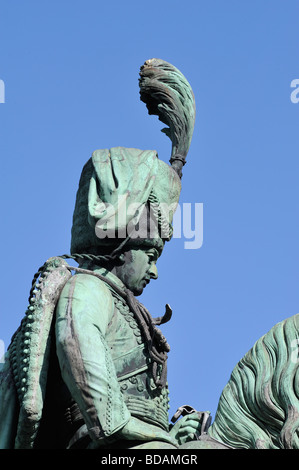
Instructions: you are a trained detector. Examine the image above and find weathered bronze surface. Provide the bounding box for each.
[0,59,298,450]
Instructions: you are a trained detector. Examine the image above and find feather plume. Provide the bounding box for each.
[139,58,196,178]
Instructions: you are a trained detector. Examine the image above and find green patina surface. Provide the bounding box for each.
[0,59,298,450]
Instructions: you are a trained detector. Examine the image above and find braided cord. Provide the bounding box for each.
[64,263,170,389]
[26,252,118,306]
[148,191,173,241]
[10,250,169,391]
[125,289,169,389]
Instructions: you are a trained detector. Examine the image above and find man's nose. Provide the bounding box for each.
[149,263,158,279]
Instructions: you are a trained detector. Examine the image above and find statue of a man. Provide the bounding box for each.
[1,60,230,449]
[35,146,209,449]
[2,58,296,450]
[1,147,225,449]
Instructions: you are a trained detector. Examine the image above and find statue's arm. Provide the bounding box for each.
[55,273,131,444]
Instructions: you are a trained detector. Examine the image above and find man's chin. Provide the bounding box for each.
[131,281,149,296]
[132,286,144,296]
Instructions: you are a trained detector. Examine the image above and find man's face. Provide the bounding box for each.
[114,247,159,296]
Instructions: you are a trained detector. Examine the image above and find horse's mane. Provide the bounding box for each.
[208,314,299,449]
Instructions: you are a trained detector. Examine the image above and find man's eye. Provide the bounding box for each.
[146,249,158,263]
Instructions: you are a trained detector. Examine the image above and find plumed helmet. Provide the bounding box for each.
[71,58,195,257]
[70,146,181,255]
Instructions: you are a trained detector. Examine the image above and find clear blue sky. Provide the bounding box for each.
[1,0,299,422]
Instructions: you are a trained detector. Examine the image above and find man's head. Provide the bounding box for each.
[112,246,159,296]
[70,147,181,257]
